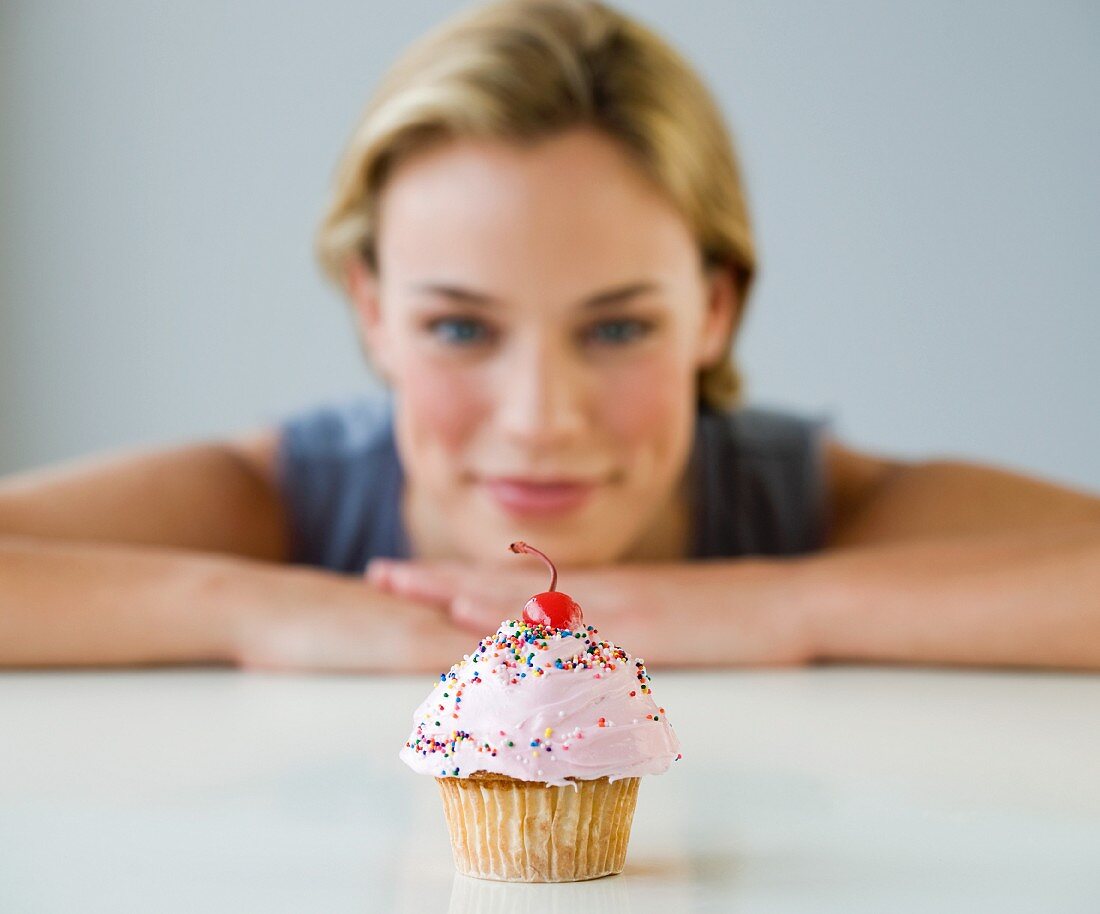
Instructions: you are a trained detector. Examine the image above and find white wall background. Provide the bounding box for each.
[2,0,1097,490]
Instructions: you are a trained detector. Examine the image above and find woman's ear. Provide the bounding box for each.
[345,257,393,379]
[697,263,741,367]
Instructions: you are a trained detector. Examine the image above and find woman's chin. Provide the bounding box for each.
[455,513,633,567]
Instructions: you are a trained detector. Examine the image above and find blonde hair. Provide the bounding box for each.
[317,0,756,409]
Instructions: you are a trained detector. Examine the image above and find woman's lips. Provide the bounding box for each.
[481,478,599,516]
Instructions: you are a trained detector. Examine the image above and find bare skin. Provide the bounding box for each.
[371,446,1100,671]
[0,433,473,672]
[3,129,1099,672]
[1,432,1098,671]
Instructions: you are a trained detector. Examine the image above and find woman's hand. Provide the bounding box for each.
[367,558,815,667]
[367,559,545,629]
[211,560,476,674]
[373,518,1100,672]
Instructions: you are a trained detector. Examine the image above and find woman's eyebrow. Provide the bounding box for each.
[411,283,498,307]
[409,281,662,309]
[582,281,662,309]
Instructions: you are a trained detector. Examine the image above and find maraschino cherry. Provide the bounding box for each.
[509,541,584,630]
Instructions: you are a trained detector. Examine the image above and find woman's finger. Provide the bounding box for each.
[366,559,467,604]
[450,593,512,633]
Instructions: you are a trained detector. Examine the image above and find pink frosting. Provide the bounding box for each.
[400,619,681,787]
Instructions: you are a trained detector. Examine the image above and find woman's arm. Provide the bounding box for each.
[0,434,468,671]
[799,519,1100,670]
[800,441,1100,669]
[0,536,471,671]
[823,442,1100,544]
[369,443,1100,670]
[0,432,279,666]
[0,432,287,559]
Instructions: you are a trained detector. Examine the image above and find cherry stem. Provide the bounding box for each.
[509,541,557,592]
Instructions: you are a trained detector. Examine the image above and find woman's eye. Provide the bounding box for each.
[426,316,493,346]
[582,318,654,347]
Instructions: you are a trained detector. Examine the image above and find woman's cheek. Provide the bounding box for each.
[595,352,693,445]
[396,360,490,455]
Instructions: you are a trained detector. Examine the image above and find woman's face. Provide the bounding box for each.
[349,128,735,565]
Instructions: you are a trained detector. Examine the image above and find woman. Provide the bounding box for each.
[1,0,1098,672]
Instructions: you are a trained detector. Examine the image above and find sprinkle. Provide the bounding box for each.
[410,622,659,761]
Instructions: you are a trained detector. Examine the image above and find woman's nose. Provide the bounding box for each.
[498,338,588,449]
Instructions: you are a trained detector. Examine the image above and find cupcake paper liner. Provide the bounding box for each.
[435,772,640,882]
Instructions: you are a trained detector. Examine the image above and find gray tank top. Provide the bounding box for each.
[275,394,829,572]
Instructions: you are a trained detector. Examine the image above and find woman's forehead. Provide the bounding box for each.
[375,130,701,288]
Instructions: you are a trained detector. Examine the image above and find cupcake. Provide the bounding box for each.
[400,542,681,882]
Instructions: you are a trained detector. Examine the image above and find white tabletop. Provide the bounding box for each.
[1,666,1098,913]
